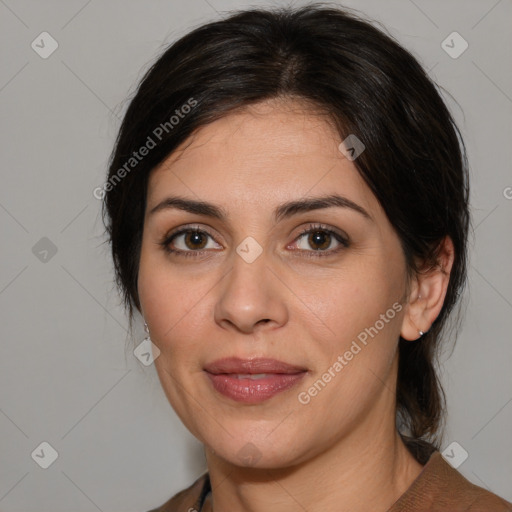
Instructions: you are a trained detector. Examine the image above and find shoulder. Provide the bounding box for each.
[389,451,512,511]
[145,472,210,512]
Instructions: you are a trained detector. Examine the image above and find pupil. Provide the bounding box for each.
[309,231,330,250]
[186,230,206,249]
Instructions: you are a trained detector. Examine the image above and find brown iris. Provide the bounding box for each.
[184,230,208,250]
[308,230,331,250]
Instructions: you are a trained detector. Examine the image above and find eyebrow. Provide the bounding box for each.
[149,193,372,223]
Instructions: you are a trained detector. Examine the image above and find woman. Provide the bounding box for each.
[102,4,512,511]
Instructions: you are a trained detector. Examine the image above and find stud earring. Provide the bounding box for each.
[418,330,424,336]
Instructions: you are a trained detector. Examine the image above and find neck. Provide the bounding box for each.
[203,401,424,512]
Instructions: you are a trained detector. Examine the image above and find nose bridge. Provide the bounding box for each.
[214,243,287,333]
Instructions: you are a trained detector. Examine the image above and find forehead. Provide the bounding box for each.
[155,98,339,167]
[146,98,380,220]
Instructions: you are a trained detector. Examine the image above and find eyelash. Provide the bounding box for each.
[159,223,350,259]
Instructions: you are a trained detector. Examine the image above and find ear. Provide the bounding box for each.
[400,236,455,341]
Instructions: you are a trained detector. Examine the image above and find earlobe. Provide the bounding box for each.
[400,236,455,341]
[400,293,426,341]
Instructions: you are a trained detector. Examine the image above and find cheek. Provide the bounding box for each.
[298,274,403,423]
[306,259,405,393]
[138,245,181,348]
[314,256,404,329]
[137,249,215,360]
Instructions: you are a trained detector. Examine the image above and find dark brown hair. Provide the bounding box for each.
[102,3,470,463]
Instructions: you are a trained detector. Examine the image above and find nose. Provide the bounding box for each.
[214,251,288,334]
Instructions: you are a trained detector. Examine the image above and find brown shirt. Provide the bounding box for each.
[147,451,512,511]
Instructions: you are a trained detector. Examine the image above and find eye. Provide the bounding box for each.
[159,223,350,259]
[290,223,350,257]
[160,225,222,257]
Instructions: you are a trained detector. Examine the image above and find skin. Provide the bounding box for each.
[137,97,454,512]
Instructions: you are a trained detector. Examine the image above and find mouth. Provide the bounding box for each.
[204,357,308,403]
[204,357,307,375]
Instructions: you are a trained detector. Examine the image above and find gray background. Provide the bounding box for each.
[0,0,511,510]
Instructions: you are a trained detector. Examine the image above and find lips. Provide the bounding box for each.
[204,357,307,375]
[204,357,308,404]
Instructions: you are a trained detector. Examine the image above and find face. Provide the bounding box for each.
[138,98,411,469]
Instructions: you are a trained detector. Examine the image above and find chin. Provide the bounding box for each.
[205,430,307,470]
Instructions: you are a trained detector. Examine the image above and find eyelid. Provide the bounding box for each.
[164,223,218,241]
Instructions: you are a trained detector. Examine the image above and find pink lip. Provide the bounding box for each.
[204,357,308,404]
